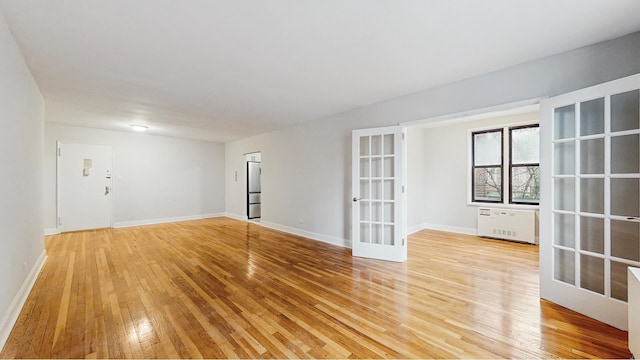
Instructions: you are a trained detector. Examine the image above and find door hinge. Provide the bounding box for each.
[402,133,405,140]
[58,216,63,226]
[402,185,405,193]
[58,148,61,157]
[402,238,405,246]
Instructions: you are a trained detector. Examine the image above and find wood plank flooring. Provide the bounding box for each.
[1,217,631,358]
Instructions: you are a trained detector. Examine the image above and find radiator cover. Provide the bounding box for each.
[477,208,537,244]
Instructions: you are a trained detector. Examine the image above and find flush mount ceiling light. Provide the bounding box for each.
[130,125,148,132]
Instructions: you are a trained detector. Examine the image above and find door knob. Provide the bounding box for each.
[353,197,360,202]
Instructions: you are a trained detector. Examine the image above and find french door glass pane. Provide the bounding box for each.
[360,201,370,221]
[360,180,370,199]
[611,261,629,301]
[580,254,604,295]
[580,217,604,254]
[383,180,394,200]
[383,157,394,177]
[554,105,575,140]
[371,135,382,155]
[553,142,575,175]
[371,202,382,222]
[611,134,639,174]
[611,220,640,261]
[580,138,604,174]
[473,167,501,201]
[580,98,605,136]
[360,223,370,243]
[554,213,575,247]
[371,158,382,177]
[580,178,604,214]
[611,89,640,132]
[384,225,395,245]
[384,202,394,223]
[553,178,575,211]
[371,180,382,199]
[360,136,370,156]
[371,224,382,244]
[611,178,640,217]
[383,134,394,155]
[554,248,575,285]
[360,158,370,177]
[474,131,502,166]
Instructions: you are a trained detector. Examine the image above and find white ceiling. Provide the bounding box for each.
[2,0,640,142]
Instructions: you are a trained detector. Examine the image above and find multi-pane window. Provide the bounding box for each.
[510,125,540,204]
[471,124,540,205]
[472,130,503,202]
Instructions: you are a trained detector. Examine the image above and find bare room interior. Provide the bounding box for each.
[1,1,640,358]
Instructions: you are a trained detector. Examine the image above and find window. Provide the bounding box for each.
[510,125,540,204]
[471,124,539,205]
[472,130,503,202]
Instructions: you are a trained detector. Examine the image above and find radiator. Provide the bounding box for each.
[630,267,640,358]
[477,208,537,244]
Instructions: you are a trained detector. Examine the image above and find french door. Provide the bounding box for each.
[540,73,640,330]
[352,126,406,262]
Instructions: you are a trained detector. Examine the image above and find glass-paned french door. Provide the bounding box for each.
[540,73,640,330]
[352,126,406,262]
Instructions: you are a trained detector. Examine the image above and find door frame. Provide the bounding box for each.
[243,151,262,221]
[56,141,114,232]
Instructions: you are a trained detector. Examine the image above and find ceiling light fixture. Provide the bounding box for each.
[130,125,148,132]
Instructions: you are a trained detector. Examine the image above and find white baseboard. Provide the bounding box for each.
[259,221,351,249]
[407,223,427,235]
[113,213,226,228]
[44,228,59,236]
[0,250,47,351]
[222,212,248,222]
[416,223,477,236]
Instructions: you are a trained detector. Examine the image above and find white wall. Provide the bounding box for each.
[225,31,640,246]
[420,112,539,234]
[0,11,45,348]
[44,123,226,230]
[406,126,426,233]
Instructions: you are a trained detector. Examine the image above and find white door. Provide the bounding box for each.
[58,143,113,232]
[540,73,640,330]
[352,126,406,262]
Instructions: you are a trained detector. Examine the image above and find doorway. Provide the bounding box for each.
[245,152,261,221]
[57,142,113,232]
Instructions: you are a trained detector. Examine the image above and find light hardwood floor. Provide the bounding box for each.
[0,217,631,358]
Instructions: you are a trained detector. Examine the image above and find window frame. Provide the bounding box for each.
[509,124,540,205]
[471,128,504,203]
[468,121,540,208]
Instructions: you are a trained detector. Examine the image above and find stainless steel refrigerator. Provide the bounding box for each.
[247,161,261,219]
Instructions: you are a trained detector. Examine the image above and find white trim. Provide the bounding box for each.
[223,212,248,222]
[421,223,477,236]
[466,203,539,211]
[401,98,542,128]
[0,250,47,350]
[44,228,59,236]
[113,213,225,228]
[407,223,427,235]
[260,221,351,248]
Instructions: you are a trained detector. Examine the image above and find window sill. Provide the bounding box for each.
[467,202,539,211]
